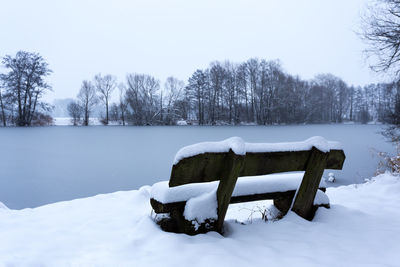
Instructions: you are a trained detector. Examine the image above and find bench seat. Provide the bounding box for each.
[151,173,328,214]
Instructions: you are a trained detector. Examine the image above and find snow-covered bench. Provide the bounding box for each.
[150,137,345,235]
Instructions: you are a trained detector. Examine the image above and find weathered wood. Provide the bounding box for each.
[241,149,344,177]
[273,194,296,214]
[291,147,329,220]
[326,149,346,170]
[150,198,186,214]
[169,149,345,186]
[169,153,231,187]
[215,151,245,232]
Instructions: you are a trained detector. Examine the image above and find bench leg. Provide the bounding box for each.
[273,192,296,215]
[291,146,328,221]
[215,151,245,233]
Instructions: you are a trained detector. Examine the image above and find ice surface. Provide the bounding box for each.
[0,124,393,209]
[0,173,399,266]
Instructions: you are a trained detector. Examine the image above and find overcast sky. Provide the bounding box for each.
[1,0,381,102]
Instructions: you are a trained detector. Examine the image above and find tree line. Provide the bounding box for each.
[69,58,400,126]
[1,51,399,127]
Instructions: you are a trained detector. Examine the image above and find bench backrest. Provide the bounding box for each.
[170,149,345,187]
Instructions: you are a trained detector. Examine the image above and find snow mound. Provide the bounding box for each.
[174,136,342,164]
[183,188,218,229]
[0,173,399,266]
[313,189,330,205]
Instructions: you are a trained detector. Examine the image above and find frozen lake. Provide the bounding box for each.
[0,124,394,209]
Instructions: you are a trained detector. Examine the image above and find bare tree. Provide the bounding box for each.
[186,70,207,125]
[78,81,97,126]
[118,83,128,126]
[362,0,400,74]
[109,103,119,123]
[94,74,116,125]
[67,101,83,126]
[125,73,160,125]
[163,76,184,125]
[0,51,52,126]
[362,0,400,131]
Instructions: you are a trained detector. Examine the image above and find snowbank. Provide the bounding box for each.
[173,136,342,164]
[0,174,399,266]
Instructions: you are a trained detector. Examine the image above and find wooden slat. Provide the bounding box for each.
[169,149,345,187]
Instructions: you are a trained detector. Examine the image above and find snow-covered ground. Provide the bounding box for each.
[53,117,102,126]
[0,173,399,266]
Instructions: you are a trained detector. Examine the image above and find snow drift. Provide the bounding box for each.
[0,173,399,266]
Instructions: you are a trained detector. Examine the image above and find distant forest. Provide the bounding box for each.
[67,58,399,126]
[1,52,400,126]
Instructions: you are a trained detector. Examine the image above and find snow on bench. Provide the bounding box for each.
[174,136,342,165]
[151,173,327,204]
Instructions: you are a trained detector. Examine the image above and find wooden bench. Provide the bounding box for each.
[150,137,345,235]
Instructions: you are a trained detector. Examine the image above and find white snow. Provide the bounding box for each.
[327,172,336,183]
[174,136,342,165]
[53,117,102,126]
[233,172,327,197]
[245,136,342,153]
[176,120,188,126]
[183,188,218,228]
[0,202,8,210]
[151,172,327,204]
[0,173,399,266]
[151,180,219,203]
[313,189,330,205]
[173,137,246,164]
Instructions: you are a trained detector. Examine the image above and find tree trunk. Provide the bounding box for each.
[0,90,6,126]
[106,99,109,125]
